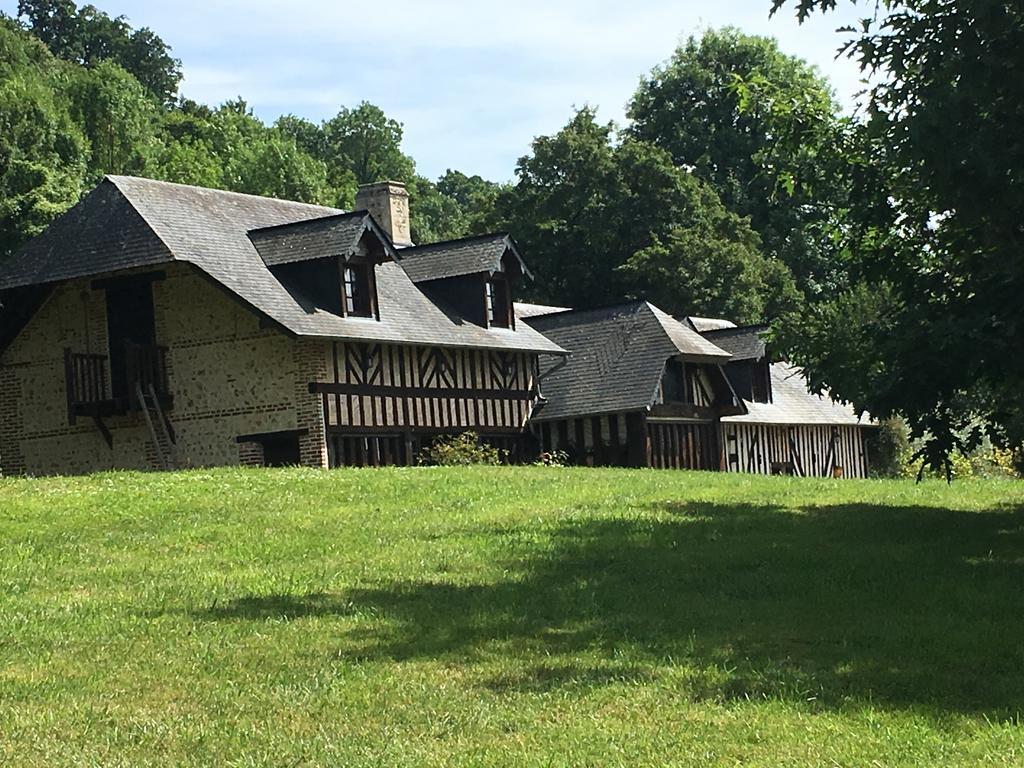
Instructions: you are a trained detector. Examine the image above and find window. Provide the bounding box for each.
[486,277,510,328]
[342,262,373,317]
[661,360,688,403]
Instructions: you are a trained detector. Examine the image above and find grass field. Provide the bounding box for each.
[1,467,1023,767]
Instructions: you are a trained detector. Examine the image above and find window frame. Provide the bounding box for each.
[339,256,377,319]
[485,274,513,329]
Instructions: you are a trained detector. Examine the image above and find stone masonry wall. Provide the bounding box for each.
[0,262,329,475]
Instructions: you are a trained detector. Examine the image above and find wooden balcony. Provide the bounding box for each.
[64,343,172,422]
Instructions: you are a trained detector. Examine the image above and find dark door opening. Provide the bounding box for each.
[261,434,302,467]
[106,282,156,399]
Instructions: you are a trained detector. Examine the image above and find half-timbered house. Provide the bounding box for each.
[0,176,564,475]
[523,301,745,468]
[695,322,873,478]
[522,305,873,477]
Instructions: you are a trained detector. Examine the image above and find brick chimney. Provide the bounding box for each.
[355,181,413,247]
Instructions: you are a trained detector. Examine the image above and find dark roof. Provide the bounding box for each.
[723,362,870,426]
[0,176,564,355]
[701,324,769,361]
[398,233,532,283]
[249,211,396,267]
[524,301,731,421]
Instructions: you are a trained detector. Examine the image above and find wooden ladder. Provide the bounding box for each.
[136,382,177,470]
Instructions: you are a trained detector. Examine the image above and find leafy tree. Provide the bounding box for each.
[770,0,1024,470]
[64,58,156,179]
[628,28,851,295]
[491,107,796,321]
[150,99,335,206]
[436,169,503,232]
[15,0,181,103]
[0,16,86,259]
[320,102,413,202]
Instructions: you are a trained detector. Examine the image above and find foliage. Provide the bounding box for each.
[770,0,1024,470]
[417,431,505,466]
[0,16,86,259]
[490,107,798,321]
[628,28,851,297]
[866,416,909,478]
[15,0,182,103]
[63,57,156,180]
[2,467,1024,765]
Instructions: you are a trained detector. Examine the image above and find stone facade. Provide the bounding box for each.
[0,263,328,475]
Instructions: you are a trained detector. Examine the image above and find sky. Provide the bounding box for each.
[1,0,868,181]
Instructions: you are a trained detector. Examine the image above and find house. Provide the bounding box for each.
[0,176,565,475]
[522,301,745,469]
[695,322,872,478]
[522,305,873,477]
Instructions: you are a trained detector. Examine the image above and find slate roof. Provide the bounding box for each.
[722,362,870,426]
[398,233,532,283]
[702,325,769,361]
[0,176,564,355]
[515,302,571,319]
[249,211,395,267]
[524,301,731,421]
[685,316,737,332]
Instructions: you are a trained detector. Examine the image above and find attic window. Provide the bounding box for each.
[342,262,373,317]
[486,277,511,328]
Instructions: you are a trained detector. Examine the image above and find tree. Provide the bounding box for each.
[320,102,414,201]
[64,58,156,179]
[16,0,182,103]
[0,17,86,259]
[490,107,797,320]
[770,0,1024,471]
[628,28,851,296]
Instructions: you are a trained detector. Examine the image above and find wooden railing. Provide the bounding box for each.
[124,342,170,400]
[64,343,171,418]
[64,349,109,407]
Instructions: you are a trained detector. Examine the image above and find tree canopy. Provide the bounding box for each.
[488,107,798,322]
[15,0,182,103]
[770,0,1024,471]
[628,28,852,297]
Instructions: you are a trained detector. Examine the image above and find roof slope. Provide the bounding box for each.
[524,301,731,421]
[515,302,571,319]
[249,211,393,266]
[723,362,869,426]
[702,324,769,361]
[685,316,737,332]
[398,233,531,283]
[0,176,564,354]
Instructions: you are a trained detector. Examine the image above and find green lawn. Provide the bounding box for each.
[1,467,1023,767]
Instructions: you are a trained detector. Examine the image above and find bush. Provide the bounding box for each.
[868,417,910,478]
[417,432,505,466]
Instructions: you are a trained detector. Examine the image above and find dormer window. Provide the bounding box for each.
[342,261,374,318]
[486,276,511,328]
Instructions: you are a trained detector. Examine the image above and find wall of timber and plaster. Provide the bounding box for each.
[0,263,329,475]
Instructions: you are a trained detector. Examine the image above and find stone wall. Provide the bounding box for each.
[0,263,328,475]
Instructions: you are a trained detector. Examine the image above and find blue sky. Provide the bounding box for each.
[1,0,867,181]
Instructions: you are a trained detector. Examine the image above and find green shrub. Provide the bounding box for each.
[417,431,506,466]
[868,418,909,478]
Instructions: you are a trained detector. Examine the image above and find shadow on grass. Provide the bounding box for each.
[197,500,1024,714]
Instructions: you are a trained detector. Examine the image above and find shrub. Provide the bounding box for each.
[418,431,505,466]
[868,417,909,478]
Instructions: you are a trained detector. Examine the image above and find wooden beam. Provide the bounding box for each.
[309,381,536,401]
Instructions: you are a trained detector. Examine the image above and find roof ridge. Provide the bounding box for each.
[402,231,510,254]
[248,210,366,236]
[106,175,344,212]
[526,299,649,322]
